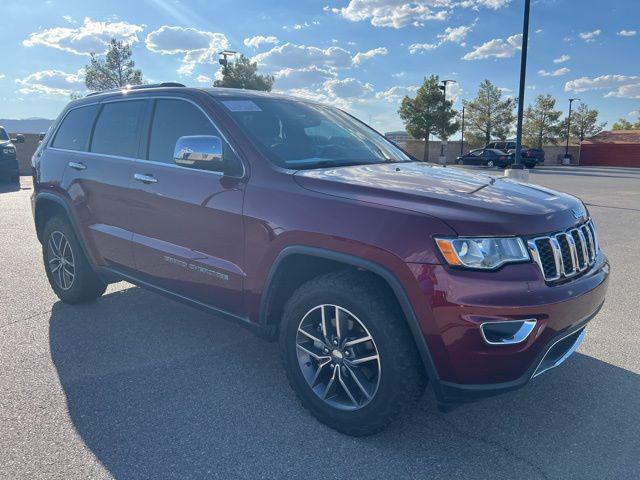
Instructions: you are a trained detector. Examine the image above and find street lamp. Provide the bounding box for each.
[218,50,237,76]
[460,105,465,156]
[565,98,580,159]
[511,0,531,172]
[439,79,457,165]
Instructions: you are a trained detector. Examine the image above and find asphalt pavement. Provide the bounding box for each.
[1,166,639,479]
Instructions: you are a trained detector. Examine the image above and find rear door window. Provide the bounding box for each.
[90,100,146,158]
[51,105,98,151]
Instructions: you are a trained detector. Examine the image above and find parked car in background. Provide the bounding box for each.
[456,148,512,168]
[485,141,545,169]
[0,126,21,183]
[31,84,609,435]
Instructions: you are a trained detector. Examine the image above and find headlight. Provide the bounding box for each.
[3,147,15,154]
[435,237,530,269]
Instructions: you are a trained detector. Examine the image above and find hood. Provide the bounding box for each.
[293,162,587,236]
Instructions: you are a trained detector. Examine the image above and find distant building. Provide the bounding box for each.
[581,130,640,167]
[384,130,413,143]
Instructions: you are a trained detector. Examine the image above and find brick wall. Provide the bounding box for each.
[9,133,40,175]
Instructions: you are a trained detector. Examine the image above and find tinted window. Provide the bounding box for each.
[52,105,98,151]
[91,101,146,157]
[148,99,219,165]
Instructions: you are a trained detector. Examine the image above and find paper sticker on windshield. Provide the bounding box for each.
[222,100,262,112]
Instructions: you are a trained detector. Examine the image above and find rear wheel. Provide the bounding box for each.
[525,162,536,169]
[280,271,426,436]
[42,215,106,304]
[486,159,495,168]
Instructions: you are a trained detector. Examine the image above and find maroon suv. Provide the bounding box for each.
[31,84,609,435]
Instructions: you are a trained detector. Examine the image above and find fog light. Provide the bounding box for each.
[480,319,537,346]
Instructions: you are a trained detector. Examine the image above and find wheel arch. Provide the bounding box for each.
[33,192,98,270]
[260,245,444,400]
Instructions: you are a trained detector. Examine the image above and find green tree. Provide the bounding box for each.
[398,75,459,162]
[523,94,563,147]
[462,79,516,147]
[84,39,143,91]
[214,54,274,91]
[568,103,606,141]
[612,118,640,130]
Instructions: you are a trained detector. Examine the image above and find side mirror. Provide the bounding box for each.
[14,134,25,144]
[174,135,223,172]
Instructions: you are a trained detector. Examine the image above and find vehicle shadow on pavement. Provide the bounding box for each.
[49,287,640,479]
[0,181,21,194]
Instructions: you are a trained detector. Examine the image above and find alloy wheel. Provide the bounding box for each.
[487,160,494,168]
[47,231,75,290]
[296,304,381,411]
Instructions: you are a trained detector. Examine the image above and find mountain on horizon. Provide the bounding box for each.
[0,118,54,134]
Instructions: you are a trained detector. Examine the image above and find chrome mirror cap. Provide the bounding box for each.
[173,135,223,167]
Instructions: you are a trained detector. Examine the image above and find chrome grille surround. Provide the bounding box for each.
[527,220,599,282]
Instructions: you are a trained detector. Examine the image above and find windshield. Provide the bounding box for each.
[219,97,412,170]
[0,128,9,141]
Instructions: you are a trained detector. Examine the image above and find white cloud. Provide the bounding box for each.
[565,74,640,98]
[352,47,388,65]
[538,67,570,77]
[15,69,84,96]
[195,74,212,83]
[325,77,374,98]
[22,17,143,56]
[392,71,405,78]
[253,42,385,71]
[554,54,570,64]
[145,26,229,75]
[409,21,475,53]
[243,35,279,48]
[605,83,640,99]
[628,110,639,117]
[463,33,521,60]
[273,66,336,89]
[617,30,637,37]
[579,29,601,42]
[375,85,418,102]
[329,1,508,29]
[408,42,438,53]
[253,42,353,70]
[0,73,5,80]
[283,21,320,31]
[62,15,77,24]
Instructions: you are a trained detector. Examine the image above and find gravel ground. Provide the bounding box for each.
[1,166,639,480]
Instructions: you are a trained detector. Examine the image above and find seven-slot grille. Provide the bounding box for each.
[527,220,599,282]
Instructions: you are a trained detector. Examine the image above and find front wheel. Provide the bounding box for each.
[280,271,426,436]
[486,160,495,168]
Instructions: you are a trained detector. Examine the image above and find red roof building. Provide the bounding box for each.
[580,130,640,167]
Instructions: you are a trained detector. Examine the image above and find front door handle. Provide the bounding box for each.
[133,173,158,184]
[68,161,86,171]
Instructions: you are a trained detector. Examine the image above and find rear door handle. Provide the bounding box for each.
[68,161,86,171]
[133,173,158,184]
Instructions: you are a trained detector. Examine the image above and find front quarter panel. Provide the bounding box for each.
[243,171,455,321]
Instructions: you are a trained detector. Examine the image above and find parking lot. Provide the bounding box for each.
[1,166,639,479]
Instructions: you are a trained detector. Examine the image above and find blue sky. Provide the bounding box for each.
[1,0,638,133]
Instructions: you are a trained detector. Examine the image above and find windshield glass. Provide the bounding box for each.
[0,128,9,141]
[219,97,412,170]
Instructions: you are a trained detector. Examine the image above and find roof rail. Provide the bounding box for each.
[86,82,186,97]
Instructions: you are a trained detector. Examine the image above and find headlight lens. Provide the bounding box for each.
[435,237,529,269]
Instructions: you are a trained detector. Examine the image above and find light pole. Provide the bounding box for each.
[565,98,580,159]
[218,50,237,77]
[511,0,531,173]
[438,79,456,165]
[460,105,465,156]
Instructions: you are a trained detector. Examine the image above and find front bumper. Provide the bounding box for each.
[406,253,609,402]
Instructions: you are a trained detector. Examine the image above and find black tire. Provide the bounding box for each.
[279,270,427,436]
[526,162,536,169]
[42,215,106,304]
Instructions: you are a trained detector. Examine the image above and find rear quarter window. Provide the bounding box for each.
[51,105,98,151]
